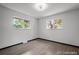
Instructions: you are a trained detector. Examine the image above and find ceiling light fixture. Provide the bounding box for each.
[34,3,47,11]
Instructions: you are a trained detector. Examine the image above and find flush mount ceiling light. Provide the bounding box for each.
[34,3,47,11]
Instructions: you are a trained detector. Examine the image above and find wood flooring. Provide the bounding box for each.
[0,39,79,55]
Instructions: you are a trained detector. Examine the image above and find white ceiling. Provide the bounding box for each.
[1,3,79,18]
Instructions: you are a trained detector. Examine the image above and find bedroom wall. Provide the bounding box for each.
[0,5,37,49]
[38,8,79,46]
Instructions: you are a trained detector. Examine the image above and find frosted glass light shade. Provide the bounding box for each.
[34,3,47,11]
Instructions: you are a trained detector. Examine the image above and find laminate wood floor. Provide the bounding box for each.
[0,39,79,55]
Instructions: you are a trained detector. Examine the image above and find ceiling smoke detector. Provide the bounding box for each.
[34,3,47,11]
